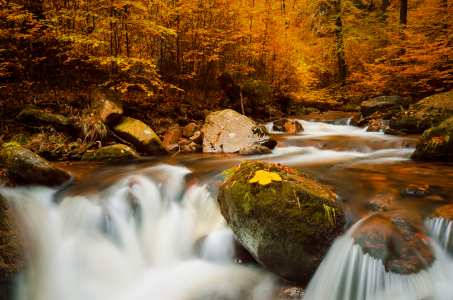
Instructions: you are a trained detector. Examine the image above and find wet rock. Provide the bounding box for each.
[411,116,453,161]
[275,286,305,300]
[431,204,453,220]
[390,91,453,134]
[111,117,168,155]
[189,131,202,144]
[0,194,25,300]
[201,109,277,153]
[403,184,433,197]
[352,211,435,275]
[162,128,182,148]
[366,193,396,212]
[239,145,271,155]
[183,122,197,138]
[366,119,389,132]
[0,147,71,186]
[284,120,304,133]
[358,106,403,128]
[349,114,362,126]
[91,87,123,124]
[218,161,346,284]
[273,118,289,127]
[384,128,406,136]
[273,125,283,132]
[81,144,140,161]
[166,143,179,151]
[181,141,201,152]
[361,95,406,117]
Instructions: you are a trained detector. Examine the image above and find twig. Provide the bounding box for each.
[107,128,136,149]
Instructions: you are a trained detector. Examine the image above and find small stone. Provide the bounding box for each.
[283,120,304,133]
[183,122,197,138]
[162,128,182,148]
[189,131,202,144]
[239,145,272,155]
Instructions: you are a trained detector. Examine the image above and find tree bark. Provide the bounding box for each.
[334,0,346,83]
[382,0,390,21]
[400,0,407,25]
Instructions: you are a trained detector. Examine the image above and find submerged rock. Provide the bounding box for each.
[218,161,345,284]
[390,91,453,134]
[411,116,453,161]
[0,147,71,186]
[201,109,277,153]
[81,144,140,161]
[352,211,435,275]
[384,128,406,136]
[91,87,123,124]
[239,145,271,155]
[0,194,25,300]
[366,119,389,132]
[361,95,406,117]
[111,117,168,155]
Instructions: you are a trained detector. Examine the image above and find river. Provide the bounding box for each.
[2,112,453,300]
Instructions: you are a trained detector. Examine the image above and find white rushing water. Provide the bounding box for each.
[304,217,453,300]
[1,165,277,300]
[426,218,453,255]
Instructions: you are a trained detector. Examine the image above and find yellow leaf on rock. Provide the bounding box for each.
[249,170,282,185]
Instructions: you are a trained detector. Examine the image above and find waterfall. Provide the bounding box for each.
[304,217,453,300]
[426,218,453,254]
[1,164,277,300]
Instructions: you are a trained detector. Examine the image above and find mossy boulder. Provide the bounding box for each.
[218,161,346,284]
[0,194,25,300]
[111,117,168,156]
[201,109,277,153]
[91,87,123,124]
[17,105,75,129]
[411,116,453,161]
[390,91,453,134]
[81,144,140,161]
[361,95,406,117]
[0,147,71,186]
[351,211,435,275]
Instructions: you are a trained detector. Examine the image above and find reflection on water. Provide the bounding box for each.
[3,113,453,300]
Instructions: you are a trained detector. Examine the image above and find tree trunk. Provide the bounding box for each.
[400,0,407,25]
[382,0,390,21]
[334,0,346,83]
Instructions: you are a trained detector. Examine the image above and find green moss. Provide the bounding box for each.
[81,144,139,161]
[251,125,271,137]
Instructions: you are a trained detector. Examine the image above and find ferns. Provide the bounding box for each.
[323,204,337,227]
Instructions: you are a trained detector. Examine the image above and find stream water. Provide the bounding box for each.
[2,112,453,300]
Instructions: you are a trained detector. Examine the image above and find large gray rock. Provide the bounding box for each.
[0,147,71,186]
[201,109,277,153]
[91,88,124,124]
[361,96,406,117]
[218,162,345,284]
[81,144,140,161]
[111,117,168,155]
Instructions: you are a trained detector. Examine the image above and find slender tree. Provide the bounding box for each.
[400,0,407,24]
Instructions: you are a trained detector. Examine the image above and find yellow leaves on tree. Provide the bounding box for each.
[249,170,282,185]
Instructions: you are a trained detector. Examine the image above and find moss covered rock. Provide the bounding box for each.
[111,117,168,156]
[81,144,140,161]
[352,211,435,275]
[17,105,74,128]
[218,161,346,284]
[390,91,453,134]
[0,147,71,186]
[201,109,277,153]
[91,87,123,124]
[411,116,453,161]
[384,128,406,136]
[0,194,25,300]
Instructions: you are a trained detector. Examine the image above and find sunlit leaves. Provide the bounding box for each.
[249,170,282,185]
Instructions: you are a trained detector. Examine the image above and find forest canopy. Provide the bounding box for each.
[1,0,452,111]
